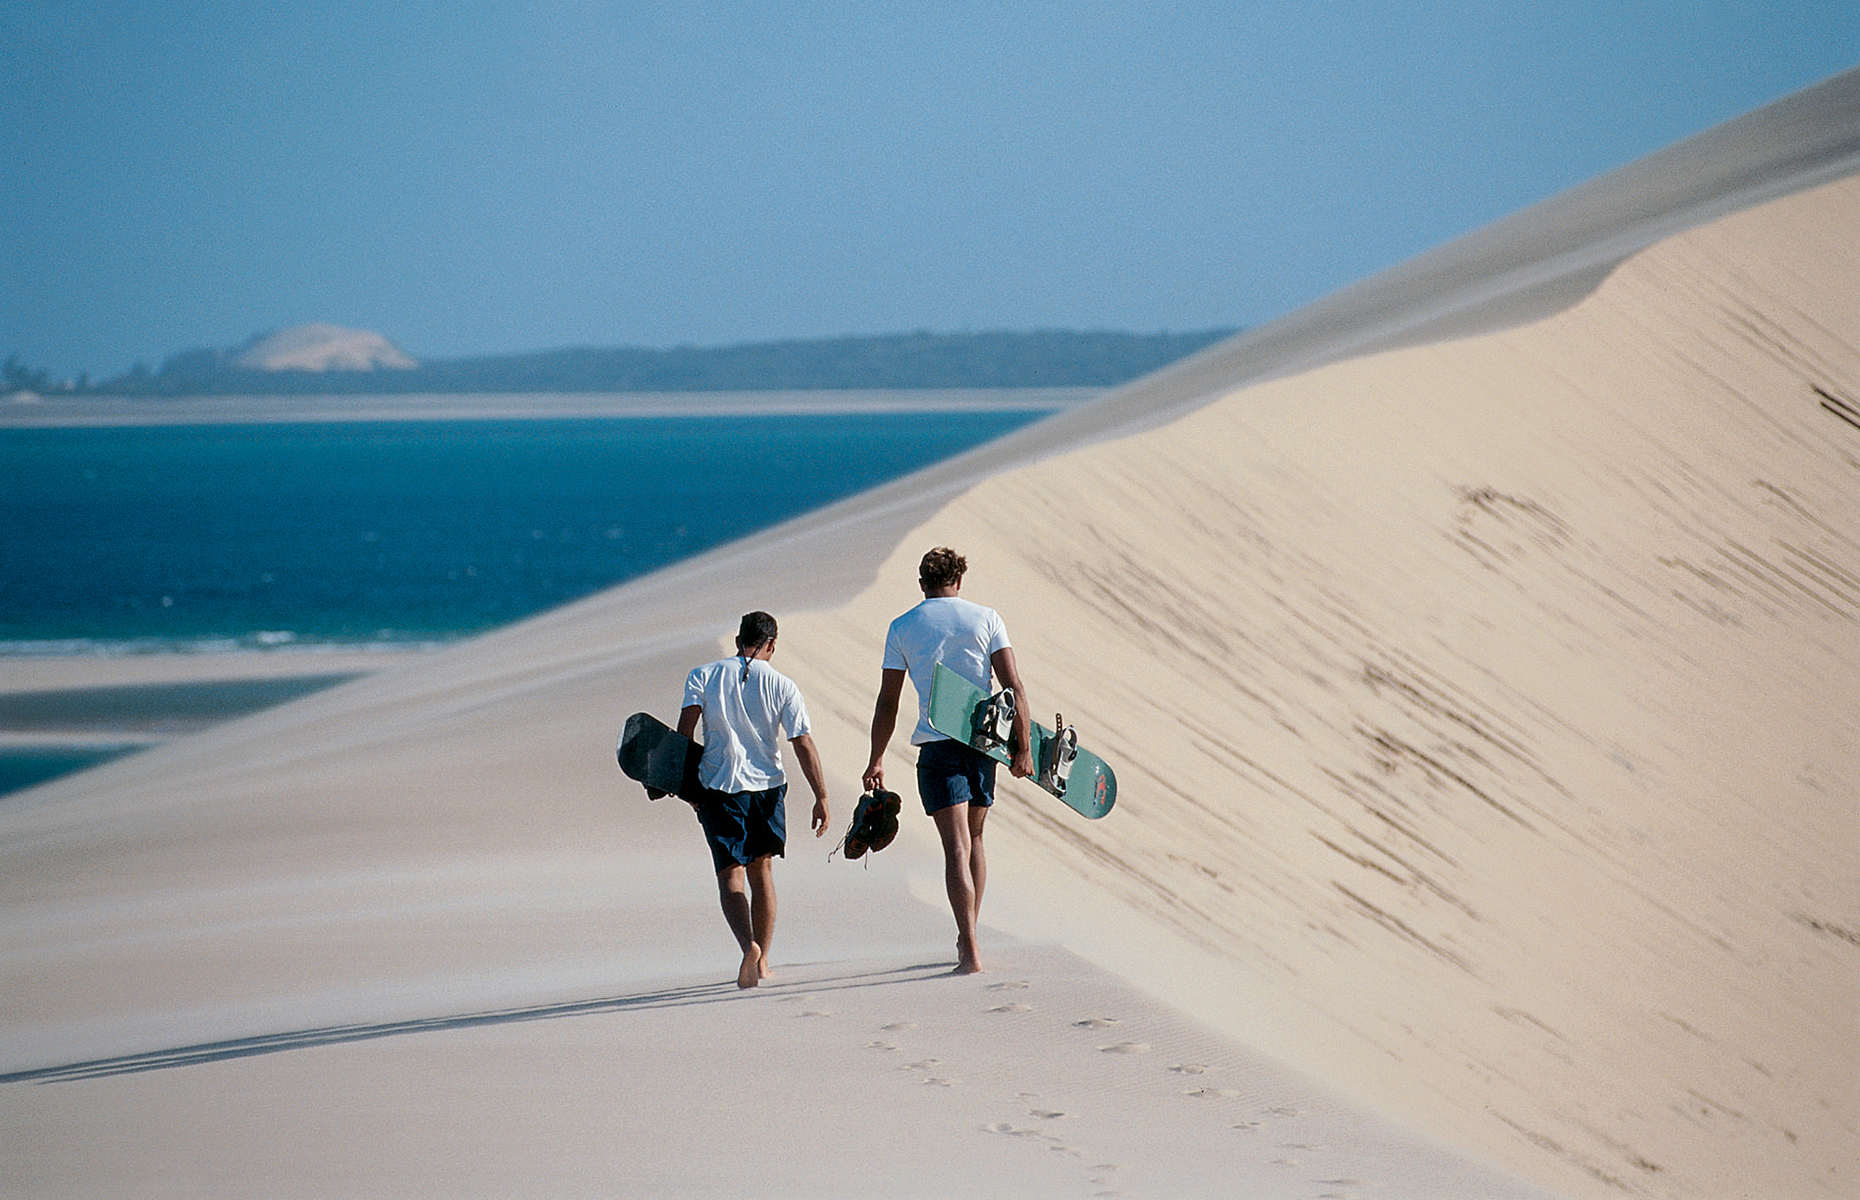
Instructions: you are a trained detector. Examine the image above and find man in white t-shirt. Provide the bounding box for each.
[678,611,829,988]
[863,548,1032,974]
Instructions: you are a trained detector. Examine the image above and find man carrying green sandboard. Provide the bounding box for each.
[863,547,1035,975]
[926,663,1116,820]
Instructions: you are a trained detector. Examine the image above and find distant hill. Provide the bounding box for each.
[231,325,418,372]
[85,328,1237,396]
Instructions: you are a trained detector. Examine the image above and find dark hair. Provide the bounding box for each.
[736,611,778,649]
[918,546,967,590]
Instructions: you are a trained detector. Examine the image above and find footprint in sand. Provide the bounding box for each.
[902,1059,942,1072]
[1231,1121,1263,1132]
[921,1077,955,1087]
[866,1041,896,1052]
[1073,1017,1120,1029]
[983,1124,1073,1154]
[988,1002,1033,1014]
[795,1010,833,1019]
[987,980,1031,991]
[880,1021,917,1032]
[1099,1042,1151,1055]
[1029,1108,1066,1120]
[1184,1086,1242,1099]
[1168,1063,1209,1075]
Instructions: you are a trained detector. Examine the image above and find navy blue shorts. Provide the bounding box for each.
[915,739,996,815]
[693,784,787,874]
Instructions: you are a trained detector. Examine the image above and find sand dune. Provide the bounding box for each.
[787,166,1860,1199]
[5,69,1860,1199]
[232,325,418,372]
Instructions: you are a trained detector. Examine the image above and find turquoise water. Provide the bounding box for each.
[0,410,1043,797]
[0,745,143,796]
[0,412,1044,654]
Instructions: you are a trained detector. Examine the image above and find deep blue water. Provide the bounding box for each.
[0,412,1044,653]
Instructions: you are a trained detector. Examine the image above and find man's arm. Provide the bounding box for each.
[863,668,906,791]
[789,733,830,837]
[990,647,1035,778]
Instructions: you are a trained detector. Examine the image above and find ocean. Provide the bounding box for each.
[0,410,1046,654]
[0,408,1047,796]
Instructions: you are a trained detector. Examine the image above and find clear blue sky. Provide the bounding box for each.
[4,2,1855,378]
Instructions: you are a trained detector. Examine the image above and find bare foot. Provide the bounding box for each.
[758,953,774,982]
[952,936,984,975]
[738,942,763,989]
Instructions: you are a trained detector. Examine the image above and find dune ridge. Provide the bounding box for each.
[5,70,1859,1198]
[955,65,1860,460]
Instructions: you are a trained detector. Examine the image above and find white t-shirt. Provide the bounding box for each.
[682,656,811,792]
[881,596,1011,744]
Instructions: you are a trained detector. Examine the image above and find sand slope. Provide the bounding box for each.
[786,170,1860,1197]
[5,70,1860,1199]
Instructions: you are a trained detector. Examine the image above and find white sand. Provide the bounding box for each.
[5,68,1860,1200]
[0,649,428,693]
[0,387,1094,427]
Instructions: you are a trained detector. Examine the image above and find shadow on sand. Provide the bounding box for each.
[2,960,954,1085]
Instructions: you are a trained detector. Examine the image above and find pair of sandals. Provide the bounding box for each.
[839,788,901,860]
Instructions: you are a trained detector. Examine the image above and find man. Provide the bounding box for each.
[678,611,829,988]
[863,547,1032,975]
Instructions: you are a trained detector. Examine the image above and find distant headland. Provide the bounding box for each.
[4,324,1236,398]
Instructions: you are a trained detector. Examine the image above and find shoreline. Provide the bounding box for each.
[0,647,433,695]
[0,649,431,795]
[0,386,1096,428]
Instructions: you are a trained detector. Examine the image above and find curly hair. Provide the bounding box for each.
[918,546,968,590]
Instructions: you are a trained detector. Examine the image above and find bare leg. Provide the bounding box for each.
[747,855,777,980]
[933,803,982,974]
[716,864,762,989]
[968,802,989,921]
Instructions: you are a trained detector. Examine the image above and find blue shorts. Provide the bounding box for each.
[693,784,787,874]
[915,739,996,815]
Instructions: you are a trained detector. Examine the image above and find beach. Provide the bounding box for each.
[0,387,1095,428]
[5,68,1860,1200]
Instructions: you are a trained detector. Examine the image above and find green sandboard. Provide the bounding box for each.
[925,663,1115,819]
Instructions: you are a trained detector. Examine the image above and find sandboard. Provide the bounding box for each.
[925,663,1115,819]
[617,711,704,802]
